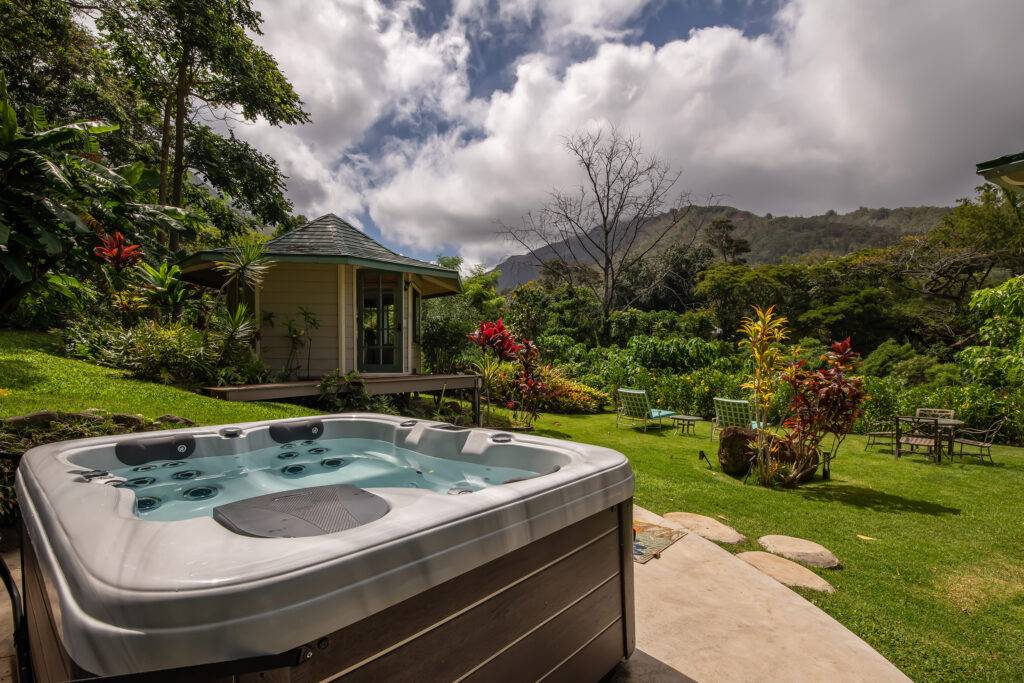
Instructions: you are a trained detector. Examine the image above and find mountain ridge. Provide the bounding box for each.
[492,204,950,291]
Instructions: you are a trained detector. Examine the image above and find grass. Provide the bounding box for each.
[0,331,317,424]
[531,412,1024,682]
[2,330,1021,680]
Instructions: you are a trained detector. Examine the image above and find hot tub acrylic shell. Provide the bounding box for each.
[16,414,634,677]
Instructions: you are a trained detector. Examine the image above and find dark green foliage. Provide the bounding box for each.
[625,336,722,372]
[0,77,193,314]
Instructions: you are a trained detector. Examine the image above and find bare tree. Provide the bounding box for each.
[502,127,707,342]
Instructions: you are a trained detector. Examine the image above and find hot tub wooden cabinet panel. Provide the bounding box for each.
[25,502,635,682]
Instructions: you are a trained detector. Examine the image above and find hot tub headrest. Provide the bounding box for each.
[268,419,324,443]
[115,435,196,466]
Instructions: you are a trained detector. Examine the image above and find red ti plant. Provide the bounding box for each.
[94,232,143,271]
[467,318,523,361]
[780,338,866,483]
[468,320,545,428]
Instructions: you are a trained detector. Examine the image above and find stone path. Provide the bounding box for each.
[616,506,909,682]
[662,512,746,544]
[738,551,836,593]
[759,534,841,568]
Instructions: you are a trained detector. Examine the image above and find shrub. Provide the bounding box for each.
[489,363,608,414]
[63,317,269,387]
[625,335,721,372]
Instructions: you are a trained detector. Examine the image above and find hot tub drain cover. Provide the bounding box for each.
[213,484,389,538]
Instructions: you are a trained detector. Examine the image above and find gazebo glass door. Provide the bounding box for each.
[358,270,402,372]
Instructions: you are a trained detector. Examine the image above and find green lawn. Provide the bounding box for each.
[0,331,317,424]
[531,412,1024,682]
[2,330,1022,681]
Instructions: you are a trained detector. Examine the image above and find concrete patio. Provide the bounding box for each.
[613,507,909,682]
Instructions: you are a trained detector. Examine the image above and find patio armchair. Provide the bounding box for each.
[955,420,1003,463]
[865,419,895,451]
[895,416,940,461]
[710,397,764,440]
[616,389,676,431]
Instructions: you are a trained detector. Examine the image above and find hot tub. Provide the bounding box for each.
[16,414,635,680]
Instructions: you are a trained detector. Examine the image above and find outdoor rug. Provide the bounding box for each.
[632,521,686,564]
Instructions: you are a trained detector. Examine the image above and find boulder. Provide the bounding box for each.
[717,426,757,476]
[662,512,746,544]
[154,414,196,426]
[737,551,835,593]
[108,413,148,429]
[65,412,106,423]
[758,535,841,569]
[4,411,61,429]
[717,426,817,483]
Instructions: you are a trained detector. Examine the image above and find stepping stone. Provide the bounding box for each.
[738,551,835,593]
[759,535,841,568]
[662,512,746,544]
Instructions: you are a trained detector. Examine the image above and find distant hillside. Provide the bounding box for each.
[493,205,950,291]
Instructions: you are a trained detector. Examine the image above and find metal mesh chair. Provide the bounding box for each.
[616,389,676,431]
[896,416,940,461]
[710,398,761,440]
[955,419,1003,462]
[865,419,896,451]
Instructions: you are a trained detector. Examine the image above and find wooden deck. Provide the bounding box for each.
[206,373,480,402]
[205,373,482,424]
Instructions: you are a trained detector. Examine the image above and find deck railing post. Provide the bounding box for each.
[472,377,482,427]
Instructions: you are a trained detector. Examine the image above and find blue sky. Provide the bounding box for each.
[232,0,1024,266]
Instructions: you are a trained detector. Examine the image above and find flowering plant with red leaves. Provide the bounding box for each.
[469,321,545,427]
[94,232,143,271]
[779,337,865,483]
[467,319,523,361]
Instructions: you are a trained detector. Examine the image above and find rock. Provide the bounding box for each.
[662,512,746,544]
[759,535,841,569]
[154,414,195,426]
[737,551,835,593]
[717,426,756,476]
[717,427,816,483]
[4,411,61,429]
[108,413,148,429]
[65,412,105,423]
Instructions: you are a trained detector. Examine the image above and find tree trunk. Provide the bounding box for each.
[169,49,192,253]
[157,91,173,206]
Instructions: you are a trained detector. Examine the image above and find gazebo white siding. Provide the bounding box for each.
[258,263,339,377]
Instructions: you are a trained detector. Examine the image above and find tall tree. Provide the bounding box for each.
[502,127,704,343]
[704,217,750,264]
[97,0,310,247]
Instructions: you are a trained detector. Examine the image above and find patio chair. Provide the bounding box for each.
[710,398,763,440]
[916,407,955,420]
[616,389,676,431]
[865,419,895,451]
[895,416,940,461]
[955,419,1003,463]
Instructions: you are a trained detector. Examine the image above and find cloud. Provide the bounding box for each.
[223,0,477,219]
[366,0,1024,265]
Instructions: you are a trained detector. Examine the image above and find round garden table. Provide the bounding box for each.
[670,415,701,436]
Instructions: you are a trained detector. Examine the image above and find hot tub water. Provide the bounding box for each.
[107,437,541,522]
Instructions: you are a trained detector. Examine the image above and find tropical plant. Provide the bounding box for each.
[468,319,545,428]
[213,239,271,293]
[779,338,866,483]
[137,261,188,320]
[318,370,369,412]
[738,305,788,486]
[0,74,191,314]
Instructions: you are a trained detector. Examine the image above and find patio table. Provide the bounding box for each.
[896,416,964,462]
[670,415,701,436]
